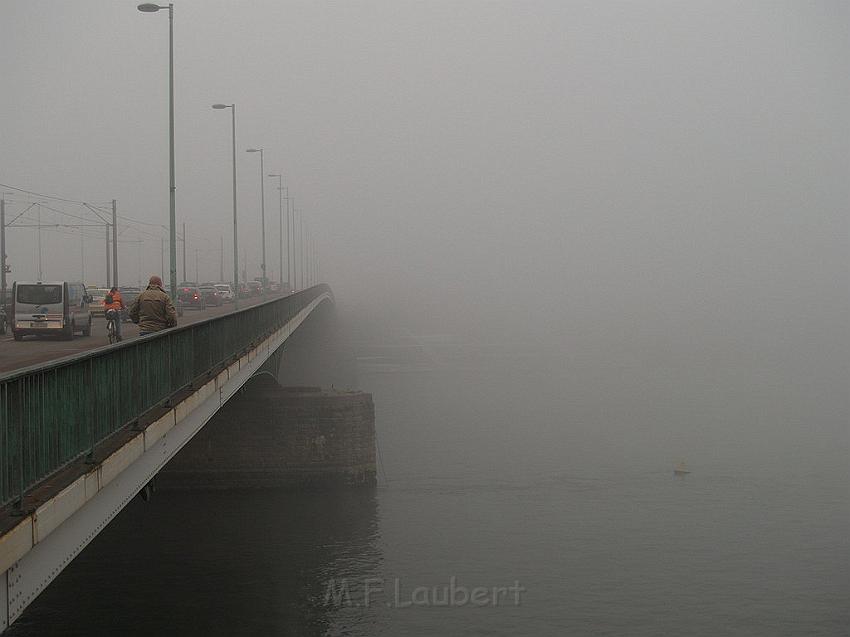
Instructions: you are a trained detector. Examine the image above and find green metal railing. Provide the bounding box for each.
[0,285,331,508]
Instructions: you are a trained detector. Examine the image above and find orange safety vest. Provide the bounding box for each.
[104,290,124,311]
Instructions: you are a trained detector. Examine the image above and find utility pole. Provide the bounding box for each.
[284,187,289,288]
[105,223,110,287]
[160,236,165,279]
[1,198,6,305]
[268,173,285,289]
[112,199,118,288]
[259,152,266,288]
[182,222,187,283]
[219,236,224,282]
[195,248,199,283]
[296,205,301,289]
[278,184,283,289]
[37,204,44,281]
[289,197,295,289]
[293,205,298,289]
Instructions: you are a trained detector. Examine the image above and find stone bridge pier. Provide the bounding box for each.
[160,303,376,489]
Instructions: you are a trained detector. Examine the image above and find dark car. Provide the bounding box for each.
[237,282,250,299]
[247,280,262,297]
[177,286,206,311]
[198,286,223,307]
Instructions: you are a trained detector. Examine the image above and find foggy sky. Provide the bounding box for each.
[1,0,847,352]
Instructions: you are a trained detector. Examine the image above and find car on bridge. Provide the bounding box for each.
[198,285,224,307]
[177,286,206,311]
[87,287,109,316]
[214,283,235,303]
[12,281,92,340]
[247,280,262,297]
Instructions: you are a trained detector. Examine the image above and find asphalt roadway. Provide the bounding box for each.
[0,295,272,374]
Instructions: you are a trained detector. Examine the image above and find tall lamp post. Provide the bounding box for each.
[289,196,295,290]
[246,148,266,295]
[298,206,304,290]
[212,103,239,309]
[137,2,177,300]
[267,173,288,292]
[0,197,7,307]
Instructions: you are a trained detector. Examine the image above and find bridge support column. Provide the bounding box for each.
[158,377,376,489]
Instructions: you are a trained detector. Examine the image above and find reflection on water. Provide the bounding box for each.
[9,489,380,637]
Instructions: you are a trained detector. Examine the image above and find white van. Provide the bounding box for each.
[11,281,93,341]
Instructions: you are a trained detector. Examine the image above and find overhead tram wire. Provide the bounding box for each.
[34,202,98,224]
[0,182,158,231]
[5,203,40,226]
[1,189,167,287]
[0,182,108,207]
[1,182,243,280]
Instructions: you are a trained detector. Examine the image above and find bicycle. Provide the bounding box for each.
[106,308,121,344]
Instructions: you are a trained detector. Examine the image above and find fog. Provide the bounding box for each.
[2,2,848,458]
[3,3,849,634]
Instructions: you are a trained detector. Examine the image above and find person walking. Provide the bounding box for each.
[129,275,177,336]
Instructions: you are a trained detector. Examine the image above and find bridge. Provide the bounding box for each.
[0,285,335,632]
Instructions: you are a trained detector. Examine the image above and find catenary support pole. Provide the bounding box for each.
[112,199,118,288]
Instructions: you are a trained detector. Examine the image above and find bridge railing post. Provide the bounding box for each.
[85,358,95,464]
[15,379,24,512]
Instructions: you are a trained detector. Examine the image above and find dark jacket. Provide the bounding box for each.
[129,285,177,333]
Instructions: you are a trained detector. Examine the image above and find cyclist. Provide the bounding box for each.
[103,286,124,342]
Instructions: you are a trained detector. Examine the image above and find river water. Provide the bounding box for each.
[9,339,849,636]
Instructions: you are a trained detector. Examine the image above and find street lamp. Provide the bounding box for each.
[246,148,266,295]
[0,197,8,304]
[212,103,239,308]
[137,2,177,300]
[289,196,295,290]
[267,173,288,292]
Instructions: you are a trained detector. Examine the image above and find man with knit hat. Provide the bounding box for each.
[129,275,177,336]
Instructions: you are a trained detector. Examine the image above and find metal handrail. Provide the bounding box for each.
[0,284,331,508]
